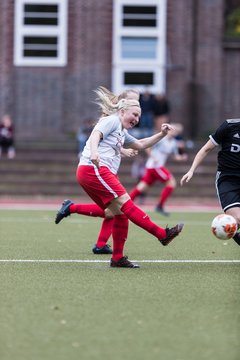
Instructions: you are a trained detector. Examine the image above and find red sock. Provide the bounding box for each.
[121,199,166,239]
[112,215,129,261]
[129,187,141,200]
[159,186,174,207]
[70,204,105,217]
[96,218,114,248]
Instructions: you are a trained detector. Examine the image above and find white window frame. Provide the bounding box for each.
[112,0,167,94]
[14,0,68,67]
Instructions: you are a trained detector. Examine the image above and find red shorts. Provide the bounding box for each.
[76,165,127,209]
[141,167,172,185]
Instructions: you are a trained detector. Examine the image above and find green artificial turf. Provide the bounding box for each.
[0,210,239,360]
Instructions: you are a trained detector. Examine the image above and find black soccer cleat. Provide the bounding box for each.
[92,244,113,254]
[159,223,184,246]
[155,205,169,217]
[55,199,73,224]
[110,256,140,268]
[232,232,240,246]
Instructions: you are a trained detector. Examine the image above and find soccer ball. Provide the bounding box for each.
[211,214,237,240]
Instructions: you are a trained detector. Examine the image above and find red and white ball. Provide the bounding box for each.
[211,214,237,240]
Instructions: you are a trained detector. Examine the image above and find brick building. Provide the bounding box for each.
[0,0,239,141]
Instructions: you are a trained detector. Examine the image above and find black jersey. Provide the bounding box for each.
[209,119,240,174]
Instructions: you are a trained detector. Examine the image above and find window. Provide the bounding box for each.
[112,0,167,94]
[122,5,157,27]
[14,0,68,66]
[124,72,154,85]
[121,37,157,59]
[23,36,58,58]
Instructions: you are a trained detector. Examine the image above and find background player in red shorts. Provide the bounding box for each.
[130,122,187,216]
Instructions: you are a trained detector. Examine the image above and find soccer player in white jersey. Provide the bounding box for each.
[130,123,187,216]
[55,87,184,268]
[181,118,240,246]
[91,87,140,255]
[74,87,140,255]
[60,87,141,256]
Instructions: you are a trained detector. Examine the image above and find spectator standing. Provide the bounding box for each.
[77,118,94,157]
[0,114,16,159]
[138,89,155,136]
[152,93,171,126]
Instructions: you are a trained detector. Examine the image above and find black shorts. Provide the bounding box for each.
[215,172,240,211]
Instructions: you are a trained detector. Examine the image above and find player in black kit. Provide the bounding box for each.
[180,118,240,246]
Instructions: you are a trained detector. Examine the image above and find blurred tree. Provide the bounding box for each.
[224,1,240,38]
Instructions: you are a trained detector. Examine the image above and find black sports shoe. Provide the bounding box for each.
[155,205,169,217]
[159,223,184,246]
[55,199,73,224]
[233,232,240,246]
[110,256,140,268]
[92,244,113,254]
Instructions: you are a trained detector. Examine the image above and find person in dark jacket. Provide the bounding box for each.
[0,114,16,159]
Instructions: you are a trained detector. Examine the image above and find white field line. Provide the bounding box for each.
[0,259,239,263]
[0,202,220,212]
[0,218,216,226]
[0,205,219,212]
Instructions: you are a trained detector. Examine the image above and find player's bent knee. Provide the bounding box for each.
[111,193,130,208]
[104,208,114,219]
[226,208,240,226]
[168,177,176,187]
[137,181,148,192]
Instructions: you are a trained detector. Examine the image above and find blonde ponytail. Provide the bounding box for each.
[94,86,141,117]
[94,87,119,116]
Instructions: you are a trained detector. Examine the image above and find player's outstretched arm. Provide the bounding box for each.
[180,139,216,186]
[131,123,174,150]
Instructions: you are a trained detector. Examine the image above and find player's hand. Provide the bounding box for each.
[161,123,174,135]
[180,171,193,186]
[91,152,100,168]
[121,148,138,158]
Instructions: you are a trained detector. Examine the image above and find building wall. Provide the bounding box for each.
[0,0,239,140]
[167,0,235,138]
[222,46,240,119]
[63,0,113,135]
[167,0,194,135]
[0,0,15,120]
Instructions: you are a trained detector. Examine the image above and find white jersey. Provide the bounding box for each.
[80,114,137,174]
[145,136,178,169]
